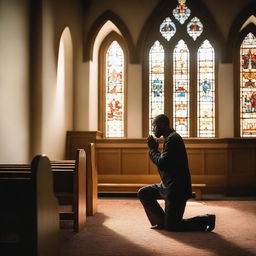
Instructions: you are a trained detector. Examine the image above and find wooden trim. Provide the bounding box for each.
[98,32,128,138]
[86,143,98,216]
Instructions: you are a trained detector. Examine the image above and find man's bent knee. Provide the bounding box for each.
[137,186,150,199]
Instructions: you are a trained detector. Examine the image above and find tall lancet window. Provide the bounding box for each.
[173,40,190,137]
[197,40,215,137]
[240,33,256,137]
[143,0,217,137]
[99,32,127,138]
[105,41,125,137]
[149,41,165,133]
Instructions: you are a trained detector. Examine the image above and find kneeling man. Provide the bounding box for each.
[138,114,215,231]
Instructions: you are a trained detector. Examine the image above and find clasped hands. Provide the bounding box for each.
[147,135,159,150]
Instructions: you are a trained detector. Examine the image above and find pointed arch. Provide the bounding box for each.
[226,2,256,63]
[148,40,165,134]
[47,26,73,159]
[98,31,128,137]
[136,0,224,64]
[141,0,220,137]
[173,40,190,137]
[84,10,136,63]
[197,40,215,137]
[233,23,256,137]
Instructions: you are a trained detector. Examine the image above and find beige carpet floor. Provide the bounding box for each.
[60,198,256,256]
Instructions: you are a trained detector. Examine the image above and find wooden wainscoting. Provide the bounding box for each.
[95,139,228,194]
[66,132,256,196]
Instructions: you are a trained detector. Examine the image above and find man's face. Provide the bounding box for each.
[152,122,164,138]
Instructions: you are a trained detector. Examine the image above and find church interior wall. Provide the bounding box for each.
[0,0,30,163]
[0,0,255,164]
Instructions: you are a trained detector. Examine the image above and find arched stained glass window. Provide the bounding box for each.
[144,0,217,138]
[149,41,164,133]
[105,41,125,137]
[197,40,215,137]
[173,40,190,137]
[240,33,256,137]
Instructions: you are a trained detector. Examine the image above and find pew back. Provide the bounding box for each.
[0,155,59,256]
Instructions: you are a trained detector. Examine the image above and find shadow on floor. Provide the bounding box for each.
[156,229,256,256]
[60,212,155,256]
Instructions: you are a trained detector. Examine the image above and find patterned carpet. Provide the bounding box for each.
[60,198,256,256]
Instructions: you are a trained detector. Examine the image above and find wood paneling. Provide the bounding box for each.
[187,150,203,175]
[97,149,120,174]
[66,133,256,195]
[205,150,227,175]
[231,150,252,175]
[122,149,148,174]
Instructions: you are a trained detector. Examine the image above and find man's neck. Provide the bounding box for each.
[163,128,174,138]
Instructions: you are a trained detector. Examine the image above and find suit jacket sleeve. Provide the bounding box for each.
[149,138,174,171]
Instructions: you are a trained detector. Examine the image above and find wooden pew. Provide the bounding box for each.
[0,155,59,256]
[51,148,87,232]
[0,149,87,233]
[86,143,98,216]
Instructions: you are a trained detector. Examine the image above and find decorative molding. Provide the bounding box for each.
[83,10,136,63]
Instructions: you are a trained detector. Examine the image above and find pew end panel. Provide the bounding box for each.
[73,149,87,232]
[32,155,59,256]
[86,143,98,216]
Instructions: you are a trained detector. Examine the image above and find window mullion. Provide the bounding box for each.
[165,48,172,126]
[190,46,197,137]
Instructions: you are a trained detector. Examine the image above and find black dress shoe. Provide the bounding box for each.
[150,225,164,230]
[206,214,216,232]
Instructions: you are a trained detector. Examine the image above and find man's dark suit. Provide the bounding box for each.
[138,129,210,231]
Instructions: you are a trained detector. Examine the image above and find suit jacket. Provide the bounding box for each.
[149,129,192,199]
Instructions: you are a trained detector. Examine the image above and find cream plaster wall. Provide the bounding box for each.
[0,0,30,163]
[41,3,73,159]
[218,64,234,138]
[127,64,142,138]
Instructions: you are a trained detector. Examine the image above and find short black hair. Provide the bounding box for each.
[153,114,170,127]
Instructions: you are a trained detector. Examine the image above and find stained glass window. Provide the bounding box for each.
[187,17,203,41]
[172,0,191,24]
[105,41,124,137]
[197,40,215,137]
[160,17,176,41]
[149,41,164,133]
[240,33,256,137]
[145,2,216,137]
[173,40,190,137]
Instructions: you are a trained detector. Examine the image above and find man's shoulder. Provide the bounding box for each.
[165,130,183,143]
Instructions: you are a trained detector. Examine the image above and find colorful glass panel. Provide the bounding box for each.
[172,0,191,24]
[160,17,176,41]
[149,41,164,134]
[173,40,190,137]
[197,40,215,137]
[105,41,124,137]
[187,17,203,41]
[240,33,256,137]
